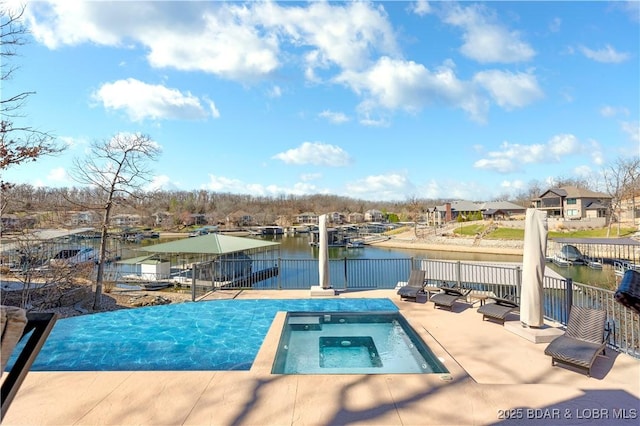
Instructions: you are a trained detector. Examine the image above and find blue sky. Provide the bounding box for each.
[3,0,639,201]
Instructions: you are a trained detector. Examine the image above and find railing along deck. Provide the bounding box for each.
[102,257,639,358]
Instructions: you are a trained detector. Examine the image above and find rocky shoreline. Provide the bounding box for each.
[371,230,524,256]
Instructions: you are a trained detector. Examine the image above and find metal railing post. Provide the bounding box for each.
[344,257,348,290]
[564,278,573,324]
[191,263,196,301]
[277,258,282,289]
[515,266,522,301]
[456,261,462,287]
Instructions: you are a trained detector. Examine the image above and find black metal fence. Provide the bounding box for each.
[106,257,639,358]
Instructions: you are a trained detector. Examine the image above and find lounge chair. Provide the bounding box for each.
[477,296,519,324]
[544,306,610,377]
[397,270,427,301]
[1,306,57,420]
[430,286,471,310]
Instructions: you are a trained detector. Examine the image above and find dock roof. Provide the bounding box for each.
[551,237,640,246]
[137,233,280,255]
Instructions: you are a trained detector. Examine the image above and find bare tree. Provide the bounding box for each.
[602,156,640,236]
[0,4,63,206]
[71,133,160,309]
[0,232,93,310]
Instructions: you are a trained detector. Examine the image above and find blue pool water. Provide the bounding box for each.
[272,312,449,375]
[15,298,397,371]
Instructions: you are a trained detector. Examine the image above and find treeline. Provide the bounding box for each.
[2,184,506,227]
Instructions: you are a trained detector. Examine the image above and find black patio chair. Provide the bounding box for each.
[544,306,610,377]
[430,286,471,311]
[397,269,427,301]
[477,295,519,324]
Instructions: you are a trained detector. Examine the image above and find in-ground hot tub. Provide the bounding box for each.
[271,311,449,375]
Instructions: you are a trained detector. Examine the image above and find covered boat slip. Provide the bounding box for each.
[112,233,280,294]
[548,237,640,265]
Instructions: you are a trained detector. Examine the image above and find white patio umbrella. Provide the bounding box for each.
[318,214,331,290]
[520,208,548,328]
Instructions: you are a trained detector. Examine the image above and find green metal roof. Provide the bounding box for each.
[116,254,157,264]
[136,233,280,255]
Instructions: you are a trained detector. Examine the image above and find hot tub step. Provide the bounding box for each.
[289,316,322,331]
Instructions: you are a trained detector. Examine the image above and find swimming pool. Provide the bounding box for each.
[12,298,398,371]
[272,311,449,374]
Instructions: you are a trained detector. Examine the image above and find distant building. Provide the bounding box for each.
[296,212,318,225]
[112,214,142,227]
[327,212,345,224]
[533,186,610,220]
[479,201,526,220]
[347,212,364,223]
[364,209,384,222]
[68,211,99,226]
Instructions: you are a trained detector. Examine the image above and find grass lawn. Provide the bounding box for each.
[453,224,637,240]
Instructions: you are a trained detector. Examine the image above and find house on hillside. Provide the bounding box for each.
[347,212,364,223]
[479,201,526,220]
[296,212,318,225]
[533,186,610,220]
[364,209,384,222]
[226,211,252,227]
[430,201,482,224]
[618,192,640,223]
[152,211,173,227]
[112,214,141,227]
[327,212,345,224]
[0,214,24,232]
[68,211,99,226]
[428,200,525,224]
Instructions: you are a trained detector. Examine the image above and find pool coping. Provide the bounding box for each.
[251,310,470,385]
[4,289,638,425]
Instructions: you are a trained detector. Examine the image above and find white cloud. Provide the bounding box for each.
[145,175,181,191]
[268,86,282,98]
[319,110,349,124]
[202,175,323,197]
[272,142,351,166]
[345,173,415,201]
[92,79,217,121]
[474,134,583,173]
[600,105,630,117]
[474,69,543,109]
[25,0,123,48]
[337,57,488,122]
[579,45,630,63]
[587,139,604,166]
[621,121,640,143]
[443,4,535,63]
[25,1,398,82]
[46,167,70,183]
[57,135,87,149]
[573,165,593,178]
[300,173,322,182]
[255,1,398,74]
[144,11,280,81]
[500,179,525,191]
[412,1,432,16]
[549,17,562,33]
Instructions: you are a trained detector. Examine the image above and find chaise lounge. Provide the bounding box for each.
[477,296,519,324]
[430,286,471,311]
[543,305,610,377]
[397,270,427,301]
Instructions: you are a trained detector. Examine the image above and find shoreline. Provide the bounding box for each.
[159,230,526,256]
[371,237,524,256]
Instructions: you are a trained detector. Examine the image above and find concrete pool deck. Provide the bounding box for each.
[2,289,639,425]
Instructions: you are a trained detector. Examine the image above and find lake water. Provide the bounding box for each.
[265,234,617,289]
[128,233,616,290]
